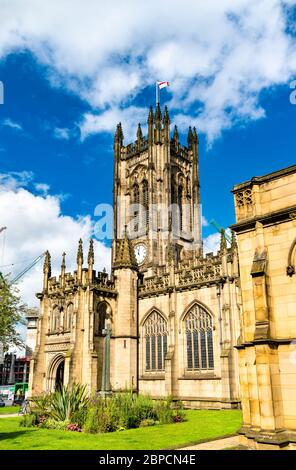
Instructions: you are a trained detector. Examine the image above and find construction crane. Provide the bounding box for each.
[10,252,46,284]
[209,219,232,244]
[0,226,7,285]
[0,227,46,286]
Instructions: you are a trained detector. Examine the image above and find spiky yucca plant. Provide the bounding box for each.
[50,383,89,421]
[30,383,89,422]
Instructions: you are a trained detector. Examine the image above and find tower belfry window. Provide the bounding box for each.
[142,180,149,229]
[133,183,140,233]
[178,182,183,232]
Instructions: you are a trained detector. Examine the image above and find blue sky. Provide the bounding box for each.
[0,0,295,307]
[0,52,295,238]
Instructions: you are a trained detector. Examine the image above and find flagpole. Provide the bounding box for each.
[156,81,159,105]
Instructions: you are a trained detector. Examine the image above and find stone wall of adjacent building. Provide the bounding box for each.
[231,164,296,450]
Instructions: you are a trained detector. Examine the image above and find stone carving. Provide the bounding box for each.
[236,188,253,207]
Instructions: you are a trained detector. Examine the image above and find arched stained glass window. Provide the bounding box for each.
[144,311,168,371]
[185,304,214,370]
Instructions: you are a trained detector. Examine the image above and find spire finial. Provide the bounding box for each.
[137,122,143,146]
[220,228,227,253]
[77,238,84,265]
[163,105,170,125]
[173,125,179,143]
[231,230,237,250]
[148,106,154,124]
[43,250,51,277]
[61,252,66,270]
[193,126,198,144]
[188,126,193,149]
[88,239,94,265]
[114,122,123,145]
[155,102,162,121]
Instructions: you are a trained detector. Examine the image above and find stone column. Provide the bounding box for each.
[101,324,112,395]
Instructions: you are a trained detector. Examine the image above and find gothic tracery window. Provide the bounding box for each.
[144,311,168,371]
[64,303,73,331]
[142,179,149,229]
[51,306,60,332]
[94,302,108,336]
[185,304,214,370]
[178,176,184,232]
[133,183,140,233]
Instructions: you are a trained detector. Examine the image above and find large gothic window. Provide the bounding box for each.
[94,302,108,336]
[64,303,73,331]
[51,306,60,332]
[144,311,168,371]
[177,176,183,232]
[142,180,149,229]
[185,304,214,370]
[133,183,140,233]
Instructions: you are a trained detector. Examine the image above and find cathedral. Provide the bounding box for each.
[28,103,296,449]
[29,104,241,409]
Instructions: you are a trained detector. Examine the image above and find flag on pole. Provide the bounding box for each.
[156,81,170,104]
[157,81,170,89]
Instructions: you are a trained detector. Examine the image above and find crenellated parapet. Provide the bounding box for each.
[37,239,116,300]
[139,245,237,297]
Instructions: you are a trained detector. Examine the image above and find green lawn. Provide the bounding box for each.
[0,410,242,450]
[0,406,19,415]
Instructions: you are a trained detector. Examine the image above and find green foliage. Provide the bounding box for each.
[0,276,27,351]
[139,418,156,427]
[28,388,184,434]
[83,406,100,434]
[83,392,183,434]
[71,407,88,428]
[19,413,38,428]
[29,394,52,416]
[41,418,69,430]
[154,399,174,424]
[30,383,89,422]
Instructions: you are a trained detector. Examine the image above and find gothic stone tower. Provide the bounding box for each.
[112,104,202,275]
[30,104,241,409]
[112,105,241,408]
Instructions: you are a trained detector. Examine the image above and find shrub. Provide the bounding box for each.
[30,383,89,423]
[84,406,100,434]
[154,399,174,424]
[139,418,156,427]
[19,413,38,428]
[41,418,69,430]
[67,423,82,432]
[71,407,88,428]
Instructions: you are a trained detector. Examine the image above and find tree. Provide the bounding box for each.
[0,275,27,351]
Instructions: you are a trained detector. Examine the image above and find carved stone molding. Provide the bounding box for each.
[287,237,296,277]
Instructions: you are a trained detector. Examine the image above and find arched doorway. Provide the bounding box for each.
[47,355,65,392]
[55,360,65,390]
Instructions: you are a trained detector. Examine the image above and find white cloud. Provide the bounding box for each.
[0,0,295,142]
[34,183,50,195]
[53,127,71,140]
[0,175,111,308]
[0,171,34,191]
[2,118,23,131]
[203,233,221,255]
[80,106,148,142]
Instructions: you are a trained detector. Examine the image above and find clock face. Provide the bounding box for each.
[134,244,147,265]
